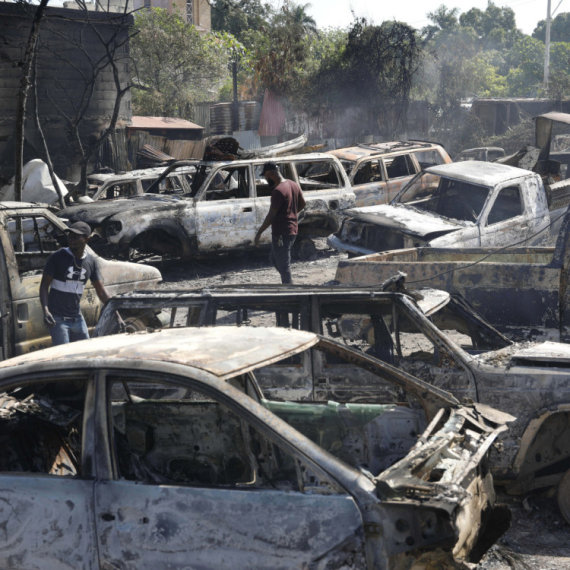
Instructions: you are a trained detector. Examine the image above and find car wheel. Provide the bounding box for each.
[124,317,147,333]
[557,468,570,524]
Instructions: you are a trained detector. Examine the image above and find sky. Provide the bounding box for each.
[297,0,566,35]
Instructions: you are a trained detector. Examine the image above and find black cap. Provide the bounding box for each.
[65,221,92,237]
[261,161,279,174]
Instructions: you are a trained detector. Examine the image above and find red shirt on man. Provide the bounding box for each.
[270,180,303,236]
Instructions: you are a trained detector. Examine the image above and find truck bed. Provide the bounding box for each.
[335,245,564,341]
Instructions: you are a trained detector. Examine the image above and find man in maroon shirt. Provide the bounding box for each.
[254,162,306,284]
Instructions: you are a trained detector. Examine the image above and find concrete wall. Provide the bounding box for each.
[0,3,132,182]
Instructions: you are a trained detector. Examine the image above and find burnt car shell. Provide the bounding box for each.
[0,327,511,569]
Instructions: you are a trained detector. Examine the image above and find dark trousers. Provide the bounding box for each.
[270,234,296,284]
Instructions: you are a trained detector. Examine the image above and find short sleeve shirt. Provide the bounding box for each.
[43,248,102,317]
[270,179,303,236]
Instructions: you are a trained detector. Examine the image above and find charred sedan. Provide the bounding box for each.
[0,327,511,569]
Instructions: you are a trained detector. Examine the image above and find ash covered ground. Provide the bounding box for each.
[148,238,570,570]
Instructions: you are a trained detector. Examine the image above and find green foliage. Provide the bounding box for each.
[130,8,232,117]
[459,2,521,49]
[247,1,318,98]
[211,0,272,43]
[533,12,570,43]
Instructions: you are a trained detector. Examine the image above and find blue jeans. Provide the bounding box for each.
[50,314,89,345]
[270,235,296,284]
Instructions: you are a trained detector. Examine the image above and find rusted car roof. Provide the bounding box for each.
[0,327,318,379]
[426,161,533,186]
[330,141,438,161]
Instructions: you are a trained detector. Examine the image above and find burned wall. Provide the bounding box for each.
[285,101,429,146]
[0,3,132,183]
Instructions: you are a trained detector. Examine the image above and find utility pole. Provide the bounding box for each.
[232,61,239,133]
[543,0,552,91]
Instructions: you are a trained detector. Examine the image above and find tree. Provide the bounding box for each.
[304,19,422,137]
[459,2,521,49]
[14,0,50,202]
[130,8,231,118]
[36,2,135,193]
[211,0,272,43]
[247,1,317,98]
[533,12,570,43]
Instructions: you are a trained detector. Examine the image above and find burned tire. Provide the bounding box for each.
[124,317,147,333]
[557,468,570,524]
[293,237,317,261]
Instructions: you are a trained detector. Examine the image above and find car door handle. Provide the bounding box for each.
[101,513,115,522]
[242,206,253,212]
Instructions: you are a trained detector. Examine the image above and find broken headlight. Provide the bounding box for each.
[342,220,363,243]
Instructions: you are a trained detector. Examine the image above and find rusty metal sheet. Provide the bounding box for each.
[129,116,204,130]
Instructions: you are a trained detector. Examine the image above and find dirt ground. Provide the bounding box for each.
[148,239,570,570]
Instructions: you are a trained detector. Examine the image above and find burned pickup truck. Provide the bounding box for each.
[0,326,511,569]
[335,205,570,343]
[328,161,570,256]
[58,154,354,260]
[0,203,161,360]
[95,284,570,521]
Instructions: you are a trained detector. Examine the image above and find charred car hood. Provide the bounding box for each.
[345,204,469,240]
[59,196,186,225]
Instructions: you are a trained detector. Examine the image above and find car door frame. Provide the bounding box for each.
[0,369,100,569]
[91,367,371,570]
[194,163,258,253]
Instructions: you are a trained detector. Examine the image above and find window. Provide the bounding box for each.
[429,179,490,222]
[144,0,151,7]
[384,155,415,179]
[109,378,334,492]
[186,0,193,24]
[7,215,62,276]
[0,378,86,476]
[204,167,250,200]
[414,149,445,169]
[353,160,384,185]
[487,186,523,225]
[294,161,342,191]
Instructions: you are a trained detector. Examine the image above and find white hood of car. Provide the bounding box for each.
[346,204,469,239]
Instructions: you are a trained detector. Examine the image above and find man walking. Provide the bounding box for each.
[40,221,114,345]
[254,162,305,284]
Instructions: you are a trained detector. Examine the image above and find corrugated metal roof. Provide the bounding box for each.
[130,116,204,130]
[258,89,285,137]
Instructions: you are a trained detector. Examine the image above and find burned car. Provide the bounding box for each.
[0,326,511,569]
[82,166,196,201]
[328,140,451,207]
[58,154,355,261]
[328,161,570,256]
[95,284,570,520]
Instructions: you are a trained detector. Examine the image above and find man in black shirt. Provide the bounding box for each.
[40,221,113,345]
